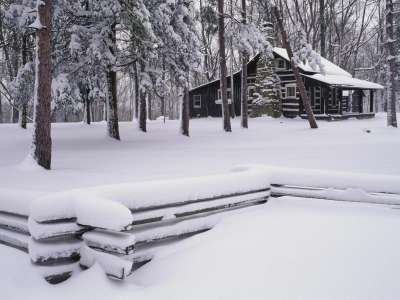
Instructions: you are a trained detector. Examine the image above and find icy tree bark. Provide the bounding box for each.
[31,0,52,169]
[217,0,232,132]
[107,23,120,139]
[241,0,249,128]
[181,86,190,137]
[385,0,398,127]
[273,6,318,129]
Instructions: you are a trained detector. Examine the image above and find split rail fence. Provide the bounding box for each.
[1,166,399,284]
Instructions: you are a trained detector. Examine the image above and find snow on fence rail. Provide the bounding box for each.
[1,165,400,284]
[0,167,270,284]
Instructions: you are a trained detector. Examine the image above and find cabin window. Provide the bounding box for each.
[286,85,296,98]
[217,89,232,104]
[193,95,202,109]
[276,59,286,70]
[314,87,321,108]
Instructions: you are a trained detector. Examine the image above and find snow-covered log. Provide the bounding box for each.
[271,185,400,206]
[0,212,29,235]
[80,245,133,280]
[82,230,136,255]
[28,238,82,265]
[0,227,29,252]
[28,217,87,241]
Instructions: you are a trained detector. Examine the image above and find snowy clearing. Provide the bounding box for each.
[1,114,400,299]
[1,114,399,194]
[1,197,400,300]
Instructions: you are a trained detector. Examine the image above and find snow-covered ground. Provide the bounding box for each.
[2,197,400,300]
[1,114,399,193]
[1,114,400,299]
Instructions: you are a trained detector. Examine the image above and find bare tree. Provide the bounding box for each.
[31,0,53,169]
[217,0,232,132]
[273,6,318,129]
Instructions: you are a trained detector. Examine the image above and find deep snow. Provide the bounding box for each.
[1,197,400,300]
[1,114,399,195]
[1,114,400,299]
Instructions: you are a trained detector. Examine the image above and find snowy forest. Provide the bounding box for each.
[0,0,399,169]
[2,0,400,296]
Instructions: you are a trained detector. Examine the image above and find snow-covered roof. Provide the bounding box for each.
[303,74,384,90]
[273,47,383,90]
[273,47,352,77]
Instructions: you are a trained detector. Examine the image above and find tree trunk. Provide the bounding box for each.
[241,0,249,128]
[273,6,318,129]
[386,0,397,127]
[107,23,120,139]
[181,86,190,136]
[134,62,139,120]
[319,0,326,57]
[19,104,27,129]
[139,62,147,132]
[217,0,232,132]
[31,0,53,170]
[147,93,152,121]
[106,70,120,139]
[19,35,28,129]
[229,0,235,119]
[0,90,2,124]
[85,97,91,125]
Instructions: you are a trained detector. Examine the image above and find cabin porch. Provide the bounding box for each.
[296,76,378,119]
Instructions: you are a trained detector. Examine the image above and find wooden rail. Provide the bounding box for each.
[0,185,270,283]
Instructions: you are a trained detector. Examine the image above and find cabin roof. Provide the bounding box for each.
[303,74,384,90]
[273,47,352,77]
[190,47,383,92]
[274,47,382,90]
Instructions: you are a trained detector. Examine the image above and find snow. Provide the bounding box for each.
[1,115,400,298]
[28,218,83,240]
[273,47,383,89]
[269,166,400,194]
[303,73,384,90]
[1,115,399,194]
[130,214,219,244]
[0,213,29,234]
[273,47,352,77]
[0,227,29,250]
[1,197,400,299]
[28,238,82,263]
[74,198,133,231]
[0,188,43,216]
[81,246,133,279]
[130,189,269,224]
[83,230,136,254]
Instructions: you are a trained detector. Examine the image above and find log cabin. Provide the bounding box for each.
[189,47,384,121]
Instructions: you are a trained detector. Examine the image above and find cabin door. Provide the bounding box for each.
[362,90,370,113]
